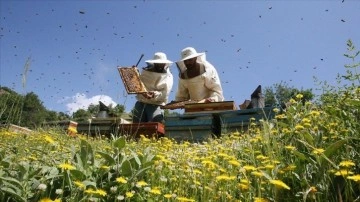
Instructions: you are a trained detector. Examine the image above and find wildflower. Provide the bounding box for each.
[275,114,286,119]
[243,165,257,171]
[37,183,47,191]
[136,180,148,187]
[228,159,241,167]
[256,155,268,160]
[312,148,325,155]
[44,135,55,144]
[110,186,117,193]
[347,175,360,182]
[116,177,127,184]
[58,163,75,170]
[117,195,125,200]
[238,183,249,190]
[309,186,317,193]
[273,108,280,113]
[39,198,61,202]
[85,188,96,194]
[149,187,161,195]
[125,191,134,198]
[95,189,107,196]
[270,179,291,190]
[55,189,63,194]
[251,171,264,177]
[335,169,354,177]
[164,194,172,198]
[339,160,355,168]
[285,145,296,151]
[289,98,297,104]
[295,124,304,131]
[296,94,303,100]
[310,110,320,117]
[176,196,196,202]
[73,181,85,189]
[215,175,236,181]
[254,197,269,202]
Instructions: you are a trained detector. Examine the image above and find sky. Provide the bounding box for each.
[0,0,359,114]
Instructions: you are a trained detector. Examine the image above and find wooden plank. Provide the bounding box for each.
[184,101,237,113]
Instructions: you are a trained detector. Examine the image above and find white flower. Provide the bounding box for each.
[55,189,63,194]
[144,187,151,192]
[117,195,125,200]
[37,183,47,191]
[110,186,117,193]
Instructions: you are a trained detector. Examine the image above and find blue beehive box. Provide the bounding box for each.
[218,107,274,134]
[165,113,215,142]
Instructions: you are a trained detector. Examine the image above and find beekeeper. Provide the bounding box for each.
[132,52,173,123]
[174,47,224,103]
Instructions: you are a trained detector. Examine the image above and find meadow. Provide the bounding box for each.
[0,41,359,202]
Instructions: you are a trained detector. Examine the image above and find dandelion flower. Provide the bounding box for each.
[228,160,241,167]
[339,160,355,168]
[116,177,128,184]
[347,175,360,182]
[58,163,75,170]
[74,181,85,189]
[254,197,269,202]
[136,180,148,187]
[44,135,55,144]
[296,94,303,99]
[176,196,196,202]
[312,148,325,155]
[270,179,291,190]
[243,165,257,171]
[125,191,134,198]
[335,169,354,177]
[149,187,161,195]
[164,194,172,198]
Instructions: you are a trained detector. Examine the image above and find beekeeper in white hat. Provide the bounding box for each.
[174,47,224,103]
[133,52,173,123]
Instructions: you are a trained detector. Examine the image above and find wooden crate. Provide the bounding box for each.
[165,113,215,142]
[116,122,165,139]
[218,107,275,134]
[184,101,237,113]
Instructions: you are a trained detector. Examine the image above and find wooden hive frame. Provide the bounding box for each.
[117,66,147,94]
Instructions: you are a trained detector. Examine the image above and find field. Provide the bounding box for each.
[1,91,360,202]
[0,41,359,202]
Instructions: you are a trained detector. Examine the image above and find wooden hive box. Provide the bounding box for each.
[184,101,237,114]
[117,122,165,139]
[218,107,275,134]
[165,113,215,143]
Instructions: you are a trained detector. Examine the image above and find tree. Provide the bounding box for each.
[21,92,47,128]
[264,81,314,107]
[72,109,91,122]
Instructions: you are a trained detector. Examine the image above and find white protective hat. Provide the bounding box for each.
[145,52,173,64]
[178,47,204,61]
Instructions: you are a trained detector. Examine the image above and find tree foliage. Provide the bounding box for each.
[264,81,314,107]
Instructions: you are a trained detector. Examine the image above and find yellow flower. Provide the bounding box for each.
[58,163,75,170]
[84,188,96,194]
[347,174,360,182]
[73,181,85,189]
[176,196,196,202]
[270,179,291,190]
[116,177,127,184]
[125,191,134,198]
[285,145,296,150]
[310,110,320,117]
[335,169,354,177]
[251,171,264,177]
[215,175,236,181]
[39,198,60,202]
[243,165,257,171]
[149,187,161,195]
[312,148,325,155]
[295,124,304,131]
[254,197,269,202]
[95,189,107,196]
[136,180,148,187]
[339,160,355,168]
[44,135,55,144]
[296,94,303,99]
[228,160,241,167]
[238,183,249,190]
[164,194,172,198]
